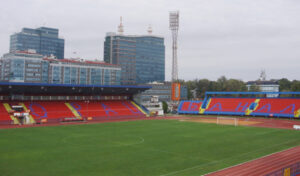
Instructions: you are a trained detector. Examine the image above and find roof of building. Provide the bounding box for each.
[246,80,279,85]
[4,50,119,67]
[106,32,164,39]
[14,50,43,56]
[43,58,120,67]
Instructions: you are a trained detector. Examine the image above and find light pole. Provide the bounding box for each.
[169,11,179,82]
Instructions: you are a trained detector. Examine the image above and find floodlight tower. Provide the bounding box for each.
[169,11,179,82]
[118,16,124,34]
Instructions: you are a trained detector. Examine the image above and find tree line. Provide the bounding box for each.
[178,76,300,99]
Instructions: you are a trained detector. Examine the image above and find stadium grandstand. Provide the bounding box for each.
[178,91,300,118]
[0,82,150,125]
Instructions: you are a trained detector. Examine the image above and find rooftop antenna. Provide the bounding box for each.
[147,24,153,34]
[118,16,124,34]
[169,11,179,82]
[260,69,267,81]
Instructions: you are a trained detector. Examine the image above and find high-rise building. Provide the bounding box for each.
[104,32,165,85]
[10,27,65,59]
[0,50,121,85]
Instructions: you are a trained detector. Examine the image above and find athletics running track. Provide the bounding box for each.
[205,145,300,176]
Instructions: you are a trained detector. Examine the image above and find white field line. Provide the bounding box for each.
[113,137,145,146]
[254,129,281,136]
[159,139,300,176]
[146,147,214,162]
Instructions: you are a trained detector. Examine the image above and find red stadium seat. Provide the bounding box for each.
[178,101,202,114]
[253,98,300,116]
[178,97,300,118]
[69,100,144,118]
[206,98,256,113]
[15,100,146,123]
[0,103,12,122]
[23,101,74,122]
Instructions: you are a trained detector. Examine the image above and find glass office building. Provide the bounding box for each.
[104,33,165,85]
[0,51,121,85]
[10,27,65,59]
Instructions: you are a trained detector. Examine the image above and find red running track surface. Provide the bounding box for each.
[205,145,300,176]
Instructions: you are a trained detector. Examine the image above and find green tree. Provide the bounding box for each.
[291,80,300,91]
[278,78,291,91]
[185,80,197,99]
[225,79,247,92]
[217,76,227,91]
[196,79,211,98]
[162,101,168,114]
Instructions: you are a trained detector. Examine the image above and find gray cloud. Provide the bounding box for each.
[0,0,299,81]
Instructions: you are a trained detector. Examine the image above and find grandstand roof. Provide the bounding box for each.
[0,82,151,95]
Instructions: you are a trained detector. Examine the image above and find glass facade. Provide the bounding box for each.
[52,66,61,84]
[10,27,65,59]
[0,51,121,86]
[90,68,102,84]
[79,68,87,85]
[104,33,165,85]
[41,61,49,83]
[71,67,78,84]
[10,59,25,81]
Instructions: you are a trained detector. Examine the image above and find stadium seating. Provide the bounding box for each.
[23,101,75,123]
[0,103,13,123]
[178,101,202,114]
[178,98,300,118]
[0,100,146,124]
[205,98,256,115]
[68,100,144,118]
[252,98,300,117]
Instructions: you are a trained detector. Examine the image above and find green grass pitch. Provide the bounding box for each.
[1,119,300,176]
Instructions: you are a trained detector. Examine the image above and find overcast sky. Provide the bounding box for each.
[1,0,299,81]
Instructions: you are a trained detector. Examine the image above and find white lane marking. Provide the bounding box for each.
[202,144,300,176]
[159,139,300,176]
